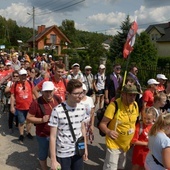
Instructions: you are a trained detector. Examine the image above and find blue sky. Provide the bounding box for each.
[1,0,170,35]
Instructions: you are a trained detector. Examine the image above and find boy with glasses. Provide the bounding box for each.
[49,79,88,170]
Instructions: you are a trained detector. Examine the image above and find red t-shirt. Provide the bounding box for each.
[157,84,165,92]
[37,76,68,101]
[142,89,154,107]
[11,81,33,110]
[131,122,153,166]
[0,71,7,79]
[29,96,60,137]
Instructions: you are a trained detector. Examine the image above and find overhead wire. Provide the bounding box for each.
[35,0,85,16]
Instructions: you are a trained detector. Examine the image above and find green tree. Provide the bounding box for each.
[109,15,131,61]
[59,19,77,48]
[131,31,158,67]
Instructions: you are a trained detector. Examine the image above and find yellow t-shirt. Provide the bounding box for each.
[104,98,139,151]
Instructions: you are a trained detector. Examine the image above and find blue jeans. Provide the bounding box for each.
[57,155,83,170]
[36,136,49,161]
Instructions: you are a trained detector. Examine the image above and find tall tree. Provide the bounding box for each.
[109,15,131,61]
[59,19,76,47]
[131,31,158,67]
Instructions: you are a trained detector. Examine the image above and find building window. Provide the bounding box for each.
[50,34,56,44]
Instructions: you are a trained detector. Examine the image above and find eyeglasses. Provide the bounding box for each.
[71,91,84,96]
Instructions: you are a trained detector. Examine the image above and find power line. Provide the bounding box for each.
[35,0,85,16]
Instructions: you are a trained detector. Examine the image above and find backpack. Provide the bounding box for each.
[97,101,118,137]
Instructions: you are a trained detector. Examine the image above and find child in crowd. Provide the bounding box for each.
[131,108,156,170]
[148,92,167,119]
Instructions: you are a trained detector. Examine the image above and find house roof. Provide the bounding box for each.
[145,22,170,42]
[27,25,71,43]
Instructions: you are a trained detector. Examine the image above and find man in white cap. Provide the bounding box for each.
[67,63,84,82]
[156,74,168,92]
[83,65,94,96]
[27,81,61,170]
[10,68,34,143]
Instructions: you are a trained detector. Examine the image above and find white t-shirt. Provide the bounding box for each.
[81,96,94,122]
[48,102,87,158]
[94,73,106,90]
[67,72,85,82]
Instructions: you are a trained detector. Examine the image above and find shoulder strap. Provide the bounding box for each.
[113,100,118,118]
[53,95,62,104]
[37,97,46,115]
[27,80,33,89]
[61,103,76,142]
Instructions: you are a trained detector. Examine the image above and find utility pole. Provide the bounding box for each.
[33,6,35,58]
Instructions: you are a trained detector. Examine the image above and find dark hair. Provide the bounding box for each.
[26,67,32,72]
[55,63,65,70]
[12,70,19,76]
[66,79,82,93]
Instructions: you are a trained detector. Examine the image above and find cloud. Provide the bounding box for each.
[143,0,170,8]
[134,5,170,29]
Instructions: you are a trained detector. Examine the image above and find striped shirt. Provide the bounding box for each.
[48,102,87,158]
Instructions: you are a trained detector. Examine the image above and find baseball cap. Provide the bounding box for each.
[99,64,105,69]
[5,60,12,66]
[156,74,168,80]
[42,81,55,91]
[121,84,139,94]
[82,83,87,91]
[85,65,92,70]
[19,68,27,75]
[147,79,160,85]
[72,63,80,68]
[49,55,52,58]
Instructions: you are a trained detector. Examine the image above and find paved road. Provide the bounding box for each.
[0,110,133,170]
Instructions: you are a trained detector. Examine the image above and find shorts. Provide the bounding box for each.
[16,109,28,124]
[103,148,126,170]
[36,136,49,161]
[96,89,104,96]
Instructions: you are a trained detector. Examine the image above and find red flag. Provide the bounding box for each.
[123,20,138,58]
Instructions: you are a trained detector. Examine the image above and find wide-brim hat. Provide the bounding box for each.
[121,84,139,94]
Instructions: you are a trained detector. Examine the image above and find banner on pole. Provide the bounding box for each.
[123,19,138,58]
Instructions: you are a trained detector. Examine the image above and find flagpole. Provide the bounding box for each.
[122,53,131,87]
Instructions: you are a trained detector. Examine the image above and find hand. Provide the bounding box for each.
[10,106,15,114]
[42,115,50,123]
[107,130,119,140]
[89,125,94,132]
[51,160,61,170]
[104,98,109,104]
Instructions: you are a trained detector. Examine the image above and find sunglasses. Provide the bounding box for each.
[13,75,19,77]
[116,67,121,70]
